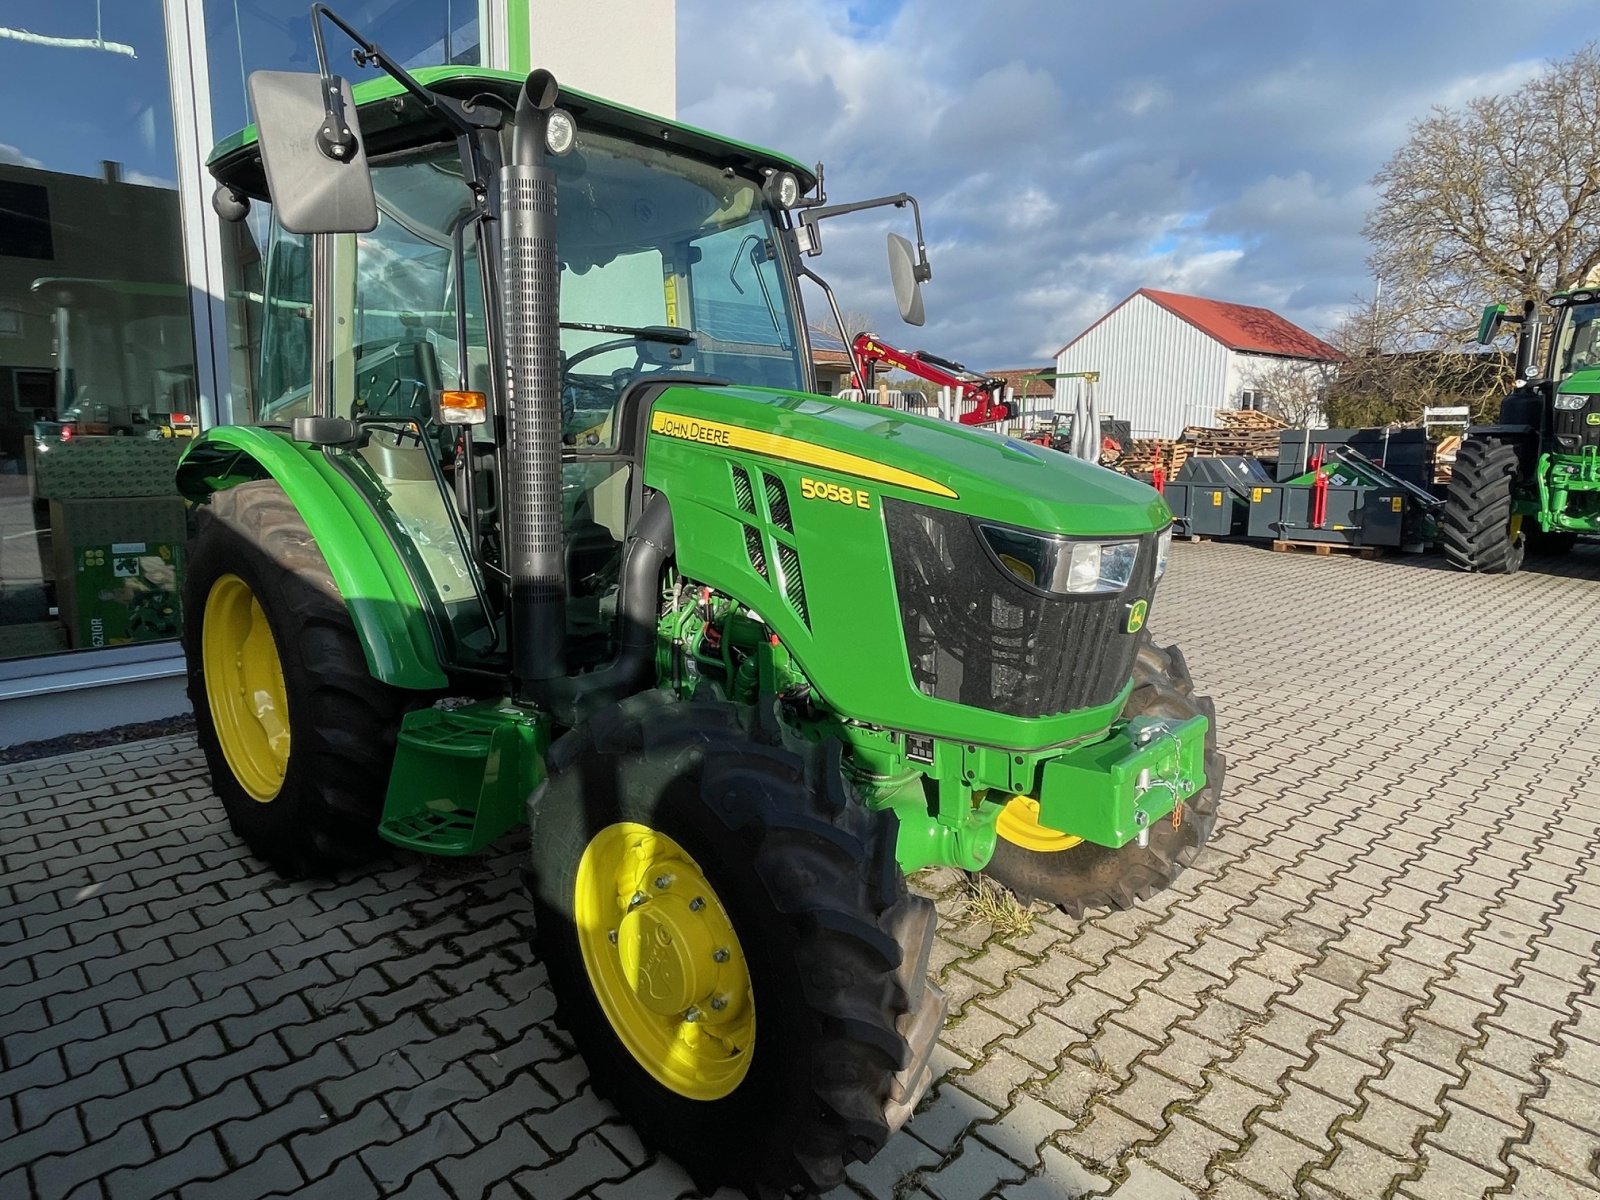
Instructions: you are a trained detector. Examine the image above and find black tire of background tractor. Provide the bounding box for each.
[1525,527,1579,555]
[184,480,413,877]
[1440,437,1526,574]
[982,639,1224,919]
[527,692,945,1196]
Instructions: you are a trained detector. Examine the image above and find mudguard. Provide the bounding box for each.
[176,426,449,690]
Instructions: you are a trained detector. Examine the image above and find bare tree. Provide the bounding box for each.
[1324,295,1510,427]
[1366,44,1600,346]
[805,309,876,347]
[1239,358,1336,427]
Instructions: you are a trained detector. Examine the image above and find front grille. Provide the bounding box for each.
[883,498,1154,718]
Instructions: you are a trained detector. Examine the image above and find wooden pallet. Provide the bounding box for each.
[1213,409,1288,431]
[1180,426,1281,457]
[1271,539,1382,559]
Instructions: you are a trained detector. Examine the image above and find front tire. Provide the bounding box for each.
[527,693,944,1195]
[1440,437,1526,574]
[982,639,1224,918]
[183,480,412,877]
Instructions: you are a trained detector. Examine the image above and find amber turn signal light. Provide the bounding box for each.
[437,390,487,425]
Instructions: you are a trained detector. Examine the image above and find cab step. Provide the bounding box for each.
[378,701,548,856]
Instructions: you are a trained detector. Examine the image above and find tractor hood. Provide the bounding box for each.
[646,384,1171,537]
[1558,363,1600,396]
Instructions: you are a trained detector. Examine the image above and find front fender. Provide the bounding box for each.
[177,426,448,690]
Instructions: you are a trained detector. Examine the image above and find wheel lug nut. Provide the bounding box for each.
[684,1007,702,1023]
[628,891,646,909]
[688,897,705,912]
[713,948,729,963]
[654,874,674,890]
[710,995,727,1011]
[607,929,618,944]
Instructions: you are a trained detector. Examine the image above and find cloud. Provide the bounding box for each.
[678,0,1599,368]
[0,142,44,169]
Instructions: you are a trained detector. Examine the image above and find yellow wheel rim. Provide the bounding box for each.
[202,573,290,803]
[996,795,1084,853]
[1509,513,1524,540]
[574,822,754,1100]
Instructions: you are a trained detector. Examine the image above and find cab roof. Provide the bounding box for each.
[207,66,816,200]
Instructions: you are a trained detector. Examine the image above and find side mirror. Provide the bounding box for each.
[248,70,377,234]
[888,233,925,327]
[1477,303,1506,345]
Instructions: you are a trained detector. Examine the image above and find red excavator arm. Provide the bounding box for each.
[850,333,1019,426]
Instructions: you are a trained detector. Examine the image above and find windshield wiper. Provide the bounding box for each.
[559,321,695,345]
[726,235,786,344]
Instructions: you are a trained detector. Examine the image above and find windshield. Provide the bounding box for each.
[253,135,806,441]
[554,129,805,447]
[1553,300,1600,378]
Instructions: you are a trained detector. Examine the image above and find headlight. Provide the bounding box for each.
[545,109,577,156]
[1155,525,1173,580]
[980,525,1141,594]
[763,169,801,209]
[1554,392,1590,409]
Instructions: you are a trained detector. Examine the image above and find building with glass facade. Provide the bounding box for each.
[0,0,673,743]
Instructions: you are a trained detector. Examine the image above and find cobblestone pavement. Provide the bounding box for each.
[4,539,1600,1199]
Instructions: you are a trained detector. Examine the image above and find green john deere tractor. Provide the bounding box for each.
[1442,293,1600,572]
[177,9,1221,1193]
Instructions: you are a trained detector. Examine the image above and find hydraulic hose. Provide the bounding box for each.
[540,494,676,725]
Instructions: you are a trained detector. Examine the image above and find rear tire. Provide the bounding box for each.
[982,639,1224,919]
[1440,438,1526,574]
[183,480,413,877]
[527,692,945,1195]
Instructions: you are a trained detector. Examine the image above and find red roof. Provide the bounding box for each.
[986,368,1055,398]
[1057,288,1342,361]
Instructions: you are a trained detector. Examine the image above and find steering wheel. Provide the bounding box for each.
[563,336,649,374]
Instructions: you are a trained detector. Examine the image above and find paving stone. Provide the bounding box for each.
[102,1132,228,1200]
[17,1058,129,1132]
[217,1087,328,1165]
[436,1121,551,1200]
[178,1145,304,1200]
[259,1153,380,1200]
[453,1070,561,1142]
[252,1041,353,1107]
[921,1135,1030,1199]
[290,1098,404,1183]
[30,1120,155,1200]
[992,1144,1110,1198]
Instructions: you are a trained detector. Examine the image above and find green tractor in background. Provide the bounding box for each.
[177,8,1221,1193]
[1442,292,1600,572]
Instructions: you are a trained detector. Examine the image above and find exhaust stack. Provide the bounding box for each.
[500,70,567,688]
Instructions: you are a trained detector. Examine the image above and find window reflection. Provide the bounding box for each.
[0,2,197,661]
[204,0,483,147]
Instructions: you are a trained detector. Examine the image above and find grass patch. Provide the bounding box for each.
[959,875,1036,940]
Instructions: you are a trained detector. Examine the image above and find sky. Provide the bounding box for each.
[677,0,1593,370]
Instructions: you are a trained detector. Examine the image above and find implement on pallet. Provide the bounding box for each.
[1442,294,1600,572]
[175,7,1222,1193]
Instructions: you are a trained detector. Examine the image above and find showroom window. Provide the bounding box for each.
[204,0,485,424]
[0,2,196,660]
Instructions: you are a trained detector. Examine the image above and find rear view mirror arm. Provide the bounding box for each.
[311,5,503,183]
[793,257,865,388]
[794,192,931,284]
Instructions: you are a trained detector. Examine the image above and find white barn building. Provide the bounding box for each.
[1053,288,1342,438]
